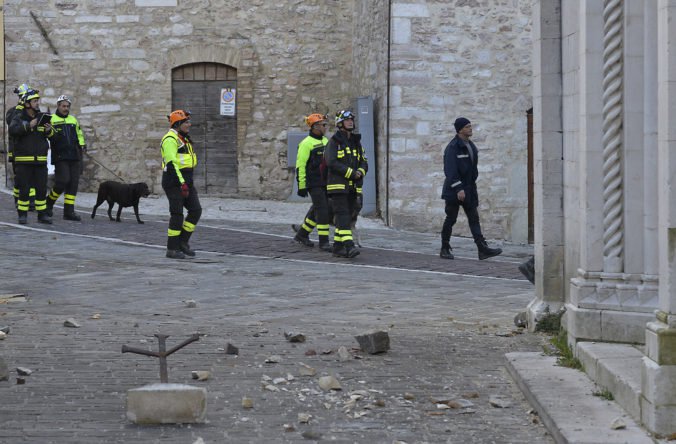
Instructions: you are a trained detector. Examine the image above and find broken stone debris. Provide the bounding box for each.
[183,299,197,308]
[0,326,10,334]
[318,375,342,391]
[224,342,239,355]
[337,346,350,361]
[354,330,390,354]
[241,396,254,409]
[90,313,101,320]
[298,363,317,377]
[488,396,512,408]
[191,371,210,381]
[264,355,282,363]
[63,318,80,328]
[298,412,312,423]
[284,331,306,343]
[0,331,6,340]
[610,417,626,430]
[16,367,32,376]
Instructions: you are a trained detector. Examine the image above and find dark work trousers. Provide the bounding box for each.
[14,163,47,215]
[163,180,202,251]
[329,192,357,246]
[300,187,330,243]
[441,199,484,248]
[52,160,80,197]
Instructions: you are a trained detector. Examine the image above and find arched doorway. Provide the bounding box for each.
[172,62,238,195]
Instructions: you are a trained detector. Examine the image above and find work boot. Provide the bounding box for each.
[37,213,53,225]
[17,214,27,225]
[64,205,81,221]
[344,242,360,258]
[518,256,535,284]
[318,242,333,252]
[332,242,347,258]
[477,239,502,260]
[180,242,196,257]
[291,224,301,233]
[166,249,186,260]
[440,246,454,259]
[294,231,314,247]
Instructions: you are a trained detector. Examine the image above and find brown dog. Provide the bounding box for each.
[91,181,150,224]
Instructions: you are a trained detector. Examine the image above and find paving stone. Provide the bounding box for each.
[355,330,390,354]
[126,383,207,424]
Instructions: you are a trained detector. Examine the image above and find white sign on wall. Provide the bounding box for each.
[220,88,236,116]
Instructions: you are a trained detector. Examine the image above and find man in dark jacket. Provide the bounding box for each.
[6,84,36,208]
[440,117,502,260]
[324,110,368,258]
[8,88,54,224]
[46,95,86,221]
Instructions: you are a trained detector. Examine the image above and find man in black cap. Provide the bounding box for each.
[440,117,502,260]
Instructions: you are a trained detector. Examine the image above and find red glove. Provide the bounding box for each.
[180,183,189,198]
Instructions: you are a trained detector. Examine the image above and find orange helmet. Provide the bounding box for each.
[168,109,191,126]
[305,113,327,128]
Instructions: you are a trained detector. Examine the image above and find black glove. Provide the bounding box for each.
[297,188,308,197]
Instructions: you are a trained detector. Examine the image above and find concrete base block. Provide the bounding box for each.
[126,383,207,424]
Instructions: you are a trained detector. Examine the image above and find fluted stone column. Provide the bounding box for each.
[641,0,676,435]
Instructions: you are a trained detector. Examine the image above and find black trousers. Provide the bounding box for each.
[441,199,484,247]
[51,160,80,198]
[14,163,47,214]
[299,187,330,237]
[163,179,202,250]
[329,192,357,246]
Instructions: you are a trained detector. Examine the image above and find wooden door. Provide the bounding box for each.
[172,63,238,195]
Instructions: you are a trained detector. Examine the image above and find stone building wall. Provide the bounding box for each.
[2,0,355,196]
[386,0,532,241]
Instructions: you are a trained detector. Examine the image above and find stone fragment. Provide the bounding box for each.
[304,349,317,356]
[193,438,205,444]
[610,417,626,430]
[430,395,453,404]
[286,373,295,381]
[265,355,281,363]
[404,392,415,400]
[91,313,101,320]
[513,311,528,328]
[241,396,254,409]
[337,346,350,361]
[16,377,26,384]
[354,330,390,354]
[301,430,322,440]
[374,399,386,407]
[191,371,210,381]
[283,423,295,432]
[298,412,312,423]
[0,358,9,381]
[63,318,81,328]
[126,383,207,424]
[318,375,342,391]
[183,299,197,308]
[272,377,287,385]
[0,326,10,334]
[461,392,480,399]
[298,363,316,376]
[261,375,272,382]
[0,331,6,340]
[488,396,511,408]
[224,343,239,355]
[436,403,451,409]
[16,367,32,376]
[284,331,306,343]
[264,384,279,392]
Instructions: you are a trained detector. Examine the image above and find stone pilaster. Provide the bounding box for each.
[527,0,565,329]
[641,0,676,435]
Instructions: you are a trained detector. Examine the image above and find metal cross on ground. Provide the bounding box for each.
[122,333,200,383]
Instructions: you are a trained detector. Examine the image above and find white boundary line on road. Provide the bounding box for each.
[0,222,527,283]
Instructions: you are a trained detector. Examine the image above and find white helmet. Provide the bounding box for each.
[57,95,71,104]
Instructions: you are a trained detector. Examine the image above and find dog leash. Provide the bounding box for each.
[83,151,127,183]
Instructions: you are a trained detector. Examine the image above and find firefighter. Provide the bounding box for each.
[8,88,54,224]
[6,84,36,209]
[46,95,86,221]
[324,109,368,258]
[293,113,332,251]
[161,110,202,259]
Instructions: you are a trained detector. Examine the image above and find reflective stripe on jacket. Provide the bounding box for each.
[161,129,197,185]
[296,132,328,190]
[50,113,85,163]
[8,108,52,164]
[324,130,368,194]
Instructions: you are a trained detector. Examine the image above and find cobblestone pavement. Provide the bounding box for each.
[0,192,552,443]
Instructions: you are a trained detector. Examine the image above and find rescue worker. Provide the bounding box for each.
[8,88,53,224]
[324,109,368,258]
[161,110,202,259]
[293,113,332,251]
[6,84,36,209]
[46,95,86,221]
